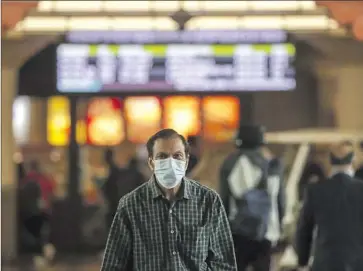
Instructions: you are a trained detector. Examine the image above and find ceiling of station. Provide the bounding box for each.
[1,1,346,36]
[2,1,362,39]
[2,1,362,65]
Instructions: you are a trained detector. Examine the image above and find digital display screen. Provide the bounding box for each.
[57,31,296,93]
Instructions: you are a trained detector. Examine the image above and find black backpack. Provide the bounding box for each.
[229,152,272,241]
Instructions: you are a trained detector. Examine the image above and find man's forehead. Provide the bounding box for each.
[154,136,185,151]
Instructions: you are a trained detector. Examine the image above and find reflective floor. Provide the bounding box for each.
[3,255,101,271]
[3,253,285,271]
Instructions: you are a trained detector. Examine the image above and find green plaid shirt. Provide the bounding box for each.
[101,176,237,271]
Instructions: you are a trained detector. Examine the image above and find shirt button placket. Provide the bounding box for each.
[168,206,177,257]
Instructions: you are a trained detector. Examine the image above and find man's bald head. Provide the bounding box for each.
[330,141,354,166]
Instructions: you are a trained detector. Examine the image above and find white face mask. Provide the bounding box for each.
[154,157,186,189]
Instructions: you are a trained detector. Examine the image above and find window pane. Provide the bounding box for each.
[86,98,125,145]
[163,96,201,137]
[203,96,240,142]
[125,96,162,143]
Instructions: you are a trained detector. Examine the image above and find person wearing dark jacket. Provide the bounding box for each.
[220,125,286,271]
[186,135,200,175]
[296,141,363,271]
[298,162,326,201]
[102,149,125,230]
[122,157,146,195]
[102,150,145,230]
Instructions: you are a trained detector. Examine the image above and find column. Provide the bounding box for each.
[28,98,47,145]
[315,61,340,127]
[1,67,18,260]
[334,65,363,130]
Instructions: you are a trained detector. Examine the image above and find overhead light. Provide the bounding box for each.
[153,17,179,30]
[47,1,103,12]
[36,0,318,13]
[248,1,316,11]
[68,17,112,30]
[37,1,53,11]
[200,1,249,11]
[14,16,178,32]
[181,1,201,12]
[187,15,339,31]
[186,16,240,30]
[300,1,317,10]
[103,1,150,12]
[16,17,68,31]
[113,17,178,30]
[54,1,103,12]
[151,1,180,12]
[241,16,285,29]
[282,15,338,30]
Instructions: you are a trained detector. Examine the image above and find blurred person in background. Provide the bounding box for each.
[298,158,326,202]
[296,141,363,271]
[101,129,237,271]
[123,157,146,193]
[135,144,153,179]
[220,125,286,271]
[19,160,56,268]
[102,150,146,233]
[17,161,26,181]
[186,135,201,176]
[102,148,125,231]
[355,141,363,180]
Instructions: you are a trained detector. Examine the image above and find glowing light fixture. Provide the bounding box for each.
[163,96,201,137]
[125,96,162,143]
[248,1,316,11]
[13,96,31,145]
[11,1,337,34]
[187,15,338,30]
[113,17,177,30]
[15,16,178,32]
[15,17,68,31]
[187,16,240,29]
[68,17,112,30]
[200,1,249,11]
[103,1,150,12]
[36,1,317,12]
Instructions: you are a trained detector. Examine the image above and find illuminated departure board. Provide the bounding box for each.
[57,43,296,92]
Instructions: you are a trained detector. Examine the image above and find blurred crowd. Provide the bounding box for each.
[16,125,363,271]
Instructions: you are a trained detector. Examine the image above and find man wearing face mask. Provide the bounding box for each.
[296,141,363,271]
[101,129,237,271]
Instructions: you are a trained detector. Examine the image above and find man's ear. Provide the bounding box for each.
[148,157,154,171]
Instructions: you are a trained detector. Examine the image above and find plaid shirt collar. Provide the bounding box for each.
[148,175,193,200]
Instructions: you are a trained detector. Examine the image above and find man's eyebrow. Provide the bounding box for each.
[155,152,168,155]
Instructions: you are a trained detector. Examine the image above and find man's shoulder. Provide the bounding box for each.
[185,177,221,201]
[351,177,363,190]
[118,181,149,207]
[310,175,363,193]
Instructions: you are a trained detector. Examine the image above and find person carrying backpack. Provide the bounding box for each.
[220,125,286,271]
